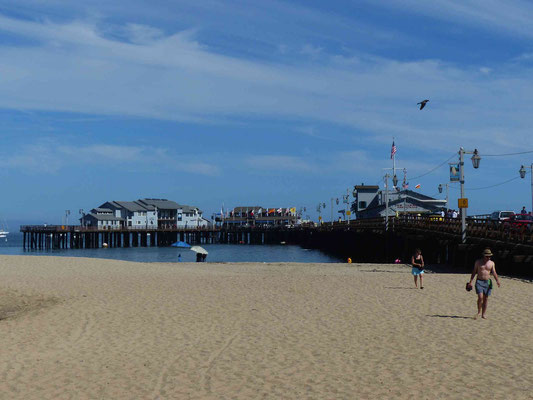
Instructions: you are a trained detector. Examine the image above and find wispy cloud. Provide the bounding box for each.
[372,0,533,38]
[242,150,439,181]
[2,140,220,175]
[0,12,532,155]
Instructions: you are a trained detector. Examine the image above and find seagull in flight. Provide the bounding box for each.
[417,99,429,110]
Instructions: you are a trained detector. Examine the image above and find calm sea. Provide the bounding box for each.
[0,232,340,263]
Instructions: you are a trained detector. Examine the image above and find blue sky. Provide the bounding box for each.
[1,0,533,225]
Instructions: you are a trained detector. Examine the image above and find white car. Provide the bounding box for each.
[490,211,515,221]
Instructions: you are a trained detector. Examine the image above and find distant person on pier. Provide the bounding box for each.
[468,248,501,319]
[202,253,207,262]
[178,253,182,262]
[411,248,425,289]
[520,206,527,214]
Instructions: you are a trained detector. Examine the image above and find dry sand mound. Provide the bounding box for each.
[0,288,58,321]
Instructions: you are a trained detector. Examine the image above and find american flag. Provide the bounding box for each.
[390,141,397,159]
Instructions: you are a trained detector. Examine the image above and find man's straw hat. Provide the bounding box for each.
[482,248,493,257]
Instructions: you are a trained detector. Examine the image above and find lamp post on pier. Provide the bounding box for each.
[317,203,325,224]
[382,169,400,231]
[458,148,481,243]
[519,164,533,214]
[342,189,352,223]
[383,174,397,230]
[438,183,449,211]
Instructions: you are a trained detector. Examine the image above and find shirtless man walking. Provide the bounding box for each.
[468,248,501,319]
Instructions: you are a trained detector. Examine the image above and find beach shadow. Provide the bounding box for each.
[427,314,473,319]
[384,286,418,290]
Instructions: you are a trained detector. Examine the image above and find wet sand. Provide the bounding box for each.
[1,255,532,399]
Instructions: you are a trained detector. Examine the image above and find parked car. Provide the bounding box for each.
[490,211,515,221]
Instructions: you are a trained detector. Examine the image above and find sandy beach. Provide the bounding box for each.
[0,255,532,399]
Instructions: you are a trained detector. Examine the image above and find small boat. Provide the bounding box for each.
[0,218,8,240]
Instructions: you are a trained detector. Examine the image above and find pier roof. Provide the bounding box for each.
[138,198,181,210]
[85,213,124,221]
[354,185,379,190]
[110,201,153,212]
[93,208,113,213]
[180,205,202,213]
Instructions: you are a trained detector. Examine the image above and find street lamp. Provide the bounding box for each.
[79,209,84,227]
[438,184,449,211]
[519,164,533,214]
[317,203,325,224]
[65,210,70,226]
[458,147,481,243]
[471,149,481,169]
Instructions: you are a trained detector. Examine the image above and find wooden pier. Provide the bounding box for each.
[19,225,294,250]
[20,216,533,275]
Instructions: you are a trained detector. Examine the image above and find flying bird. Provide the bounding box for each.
[417,99,429,110]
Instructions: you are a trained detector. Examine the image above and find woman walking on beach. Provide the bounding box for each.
[411,248,425,289]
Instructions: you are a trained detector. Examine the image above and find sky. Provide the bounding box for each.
[1,0,533,225]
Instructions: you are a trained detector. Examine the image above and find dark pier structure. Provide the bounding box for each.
[20,225,297,250]
[21,216,533,276]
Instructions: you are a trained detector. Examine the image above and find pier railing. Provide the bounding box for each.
[319,215,533,245]
[20,225,218,232]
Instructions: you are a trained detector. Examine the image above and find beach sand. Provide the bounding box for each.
[0,255,532,399]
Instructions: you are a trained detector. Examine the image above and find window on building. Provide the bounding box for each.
[358,201,367,209]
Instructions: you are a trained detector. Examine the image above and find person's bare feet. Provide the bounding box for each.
[420,286,424,289]
[482,315,487,319]
[474,313,481,320]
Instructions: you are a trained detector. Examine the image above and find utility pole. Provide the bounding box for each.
[458,147,481,243]
[384,174,389,231]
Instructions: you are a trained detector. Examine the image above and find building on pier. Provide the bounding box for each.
[81,209,123,229]
[137,199,209,228]
[101,201,157,229]
[224,206,298,226]
[352,185,446,219]
[80,198,209,229]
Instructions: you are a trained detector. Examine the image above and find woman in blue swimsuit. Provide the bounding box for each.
[411,248,424,289]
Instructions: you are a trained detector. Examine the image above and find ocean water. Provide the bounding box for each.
[0,232,340,263]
